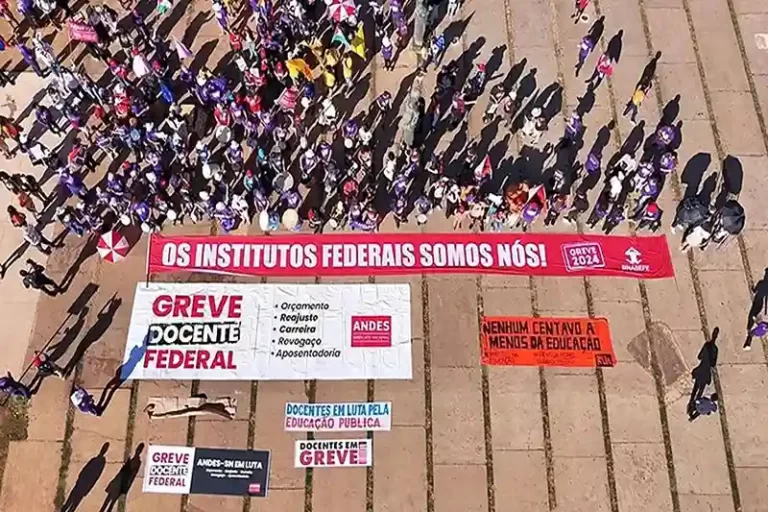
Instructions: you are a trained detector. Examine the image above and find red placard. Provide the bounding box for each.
[147,232,674,279]
[481,316,616,368]
[350,316,392,348]
[67,21,99,43]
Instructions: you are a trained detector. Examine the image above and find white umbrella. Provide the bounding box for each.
[97,230,130,263]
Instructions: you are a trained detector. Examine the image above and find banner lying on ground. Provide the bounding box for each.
[122,283,412,380]
[147,233,674,279]
[480,317,616,368]
[143,445,271,496]
[294,439,372,468]
[285,402,392,432]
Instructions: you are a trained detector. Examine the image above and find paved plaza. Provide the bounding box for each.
[1,0,768,511]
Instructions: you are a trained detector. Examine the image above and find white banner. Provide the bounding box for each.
[122,283,412,380]
[285,402,392,432]
[143,445,195,494]
[294,439,372,468]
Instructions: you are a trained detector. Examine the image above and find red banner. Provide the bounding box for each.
[481,316,616,368]
[67,21,99,43]
[147,233,674,279]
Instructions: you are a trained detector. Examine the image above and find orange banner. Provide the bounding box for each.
[480,317,616,368]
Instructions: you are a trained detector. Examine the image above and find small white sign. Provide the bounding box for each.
[143,445,195,494]
[285,402,392,432]
[294,439,372,468]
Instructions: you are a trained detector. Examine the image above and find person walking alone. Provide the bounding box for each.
[20,259,61,295]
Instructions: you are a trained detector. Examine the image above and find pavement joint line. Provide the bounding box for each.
[475,275,496,512]
[636,0,751,507]
[567,1,682,510]
[543,0,622,506]
[420,268,435,512]
[366,276,375,512]
[243,379,258,512]
[304,275,321,512]
[243,276,267,512]
[117,379,140,512]
[583,273,620,512]
[528,276,556,511]
[722,0,768,367]
[462,15,497,507]
[181,379,201,512]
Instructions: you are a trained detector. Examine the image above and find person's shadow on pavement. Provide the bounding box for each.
[62,442,109,512]
[99,443,144,512]
[688,327,719,414]
[65,297,123,376]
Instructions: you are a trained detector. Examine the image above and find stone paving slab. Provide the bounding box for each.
[253,382,306,490]
[433,464,488,512]
[432,367,485,465]
[553,456,611,512]
[613,442,675,512]
[70,388,130,464]
[0,441,62,511]
[373,426,427,512]
[493,450,549,511]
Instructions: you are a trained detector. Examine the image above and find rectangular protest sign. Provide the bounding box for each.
[294,439,372,468]
[480,317,616,368]
[123,283,412,380]
[285,402,392,432]
[143,445,271,497]
[67,21,99,43]
[148,232,674,279]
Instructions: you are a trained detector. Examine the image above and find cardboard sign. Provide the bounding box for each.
[294,439,372,468]
[148,232,675,279]
[123,283,412,380]
[480,317,616,368]
[143,445,271,497]
[285,402,392,432]
[67,21,99,43]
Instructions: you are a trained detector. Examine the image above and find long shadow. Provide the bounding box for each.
[576,88,596,117]
[688,327,719,411]
[48,307,90,363]
[485,45,507,84]
[443,13,473,46]
[338,73,373,125]
[65,296,123,376]
[59,234,100,293]
[181,11,212,48]
[717,155,744,207]
[533,81,561,120]
[99,443,145,512]
[156,0,195,38]
[639,51,662,86]
[189,39,219,74]
[605,29,624,63]
[97,340,147,413]
[680,152,711,198]
[587,16,605,43]
[455,36,486,92]
[61,443,109,512]
[502,57,527,90]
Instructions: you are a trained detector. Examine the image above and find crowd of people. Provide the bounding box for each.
[0,0,746,274]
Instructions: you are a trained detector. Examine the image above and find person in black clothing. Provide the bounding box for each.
[19,259,61,296]
[688,327,719,419]
[34,104,63,135]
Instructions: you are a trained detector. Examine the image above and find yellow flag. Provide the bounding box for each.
[350,23,366,59]
[286,58,313,80]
